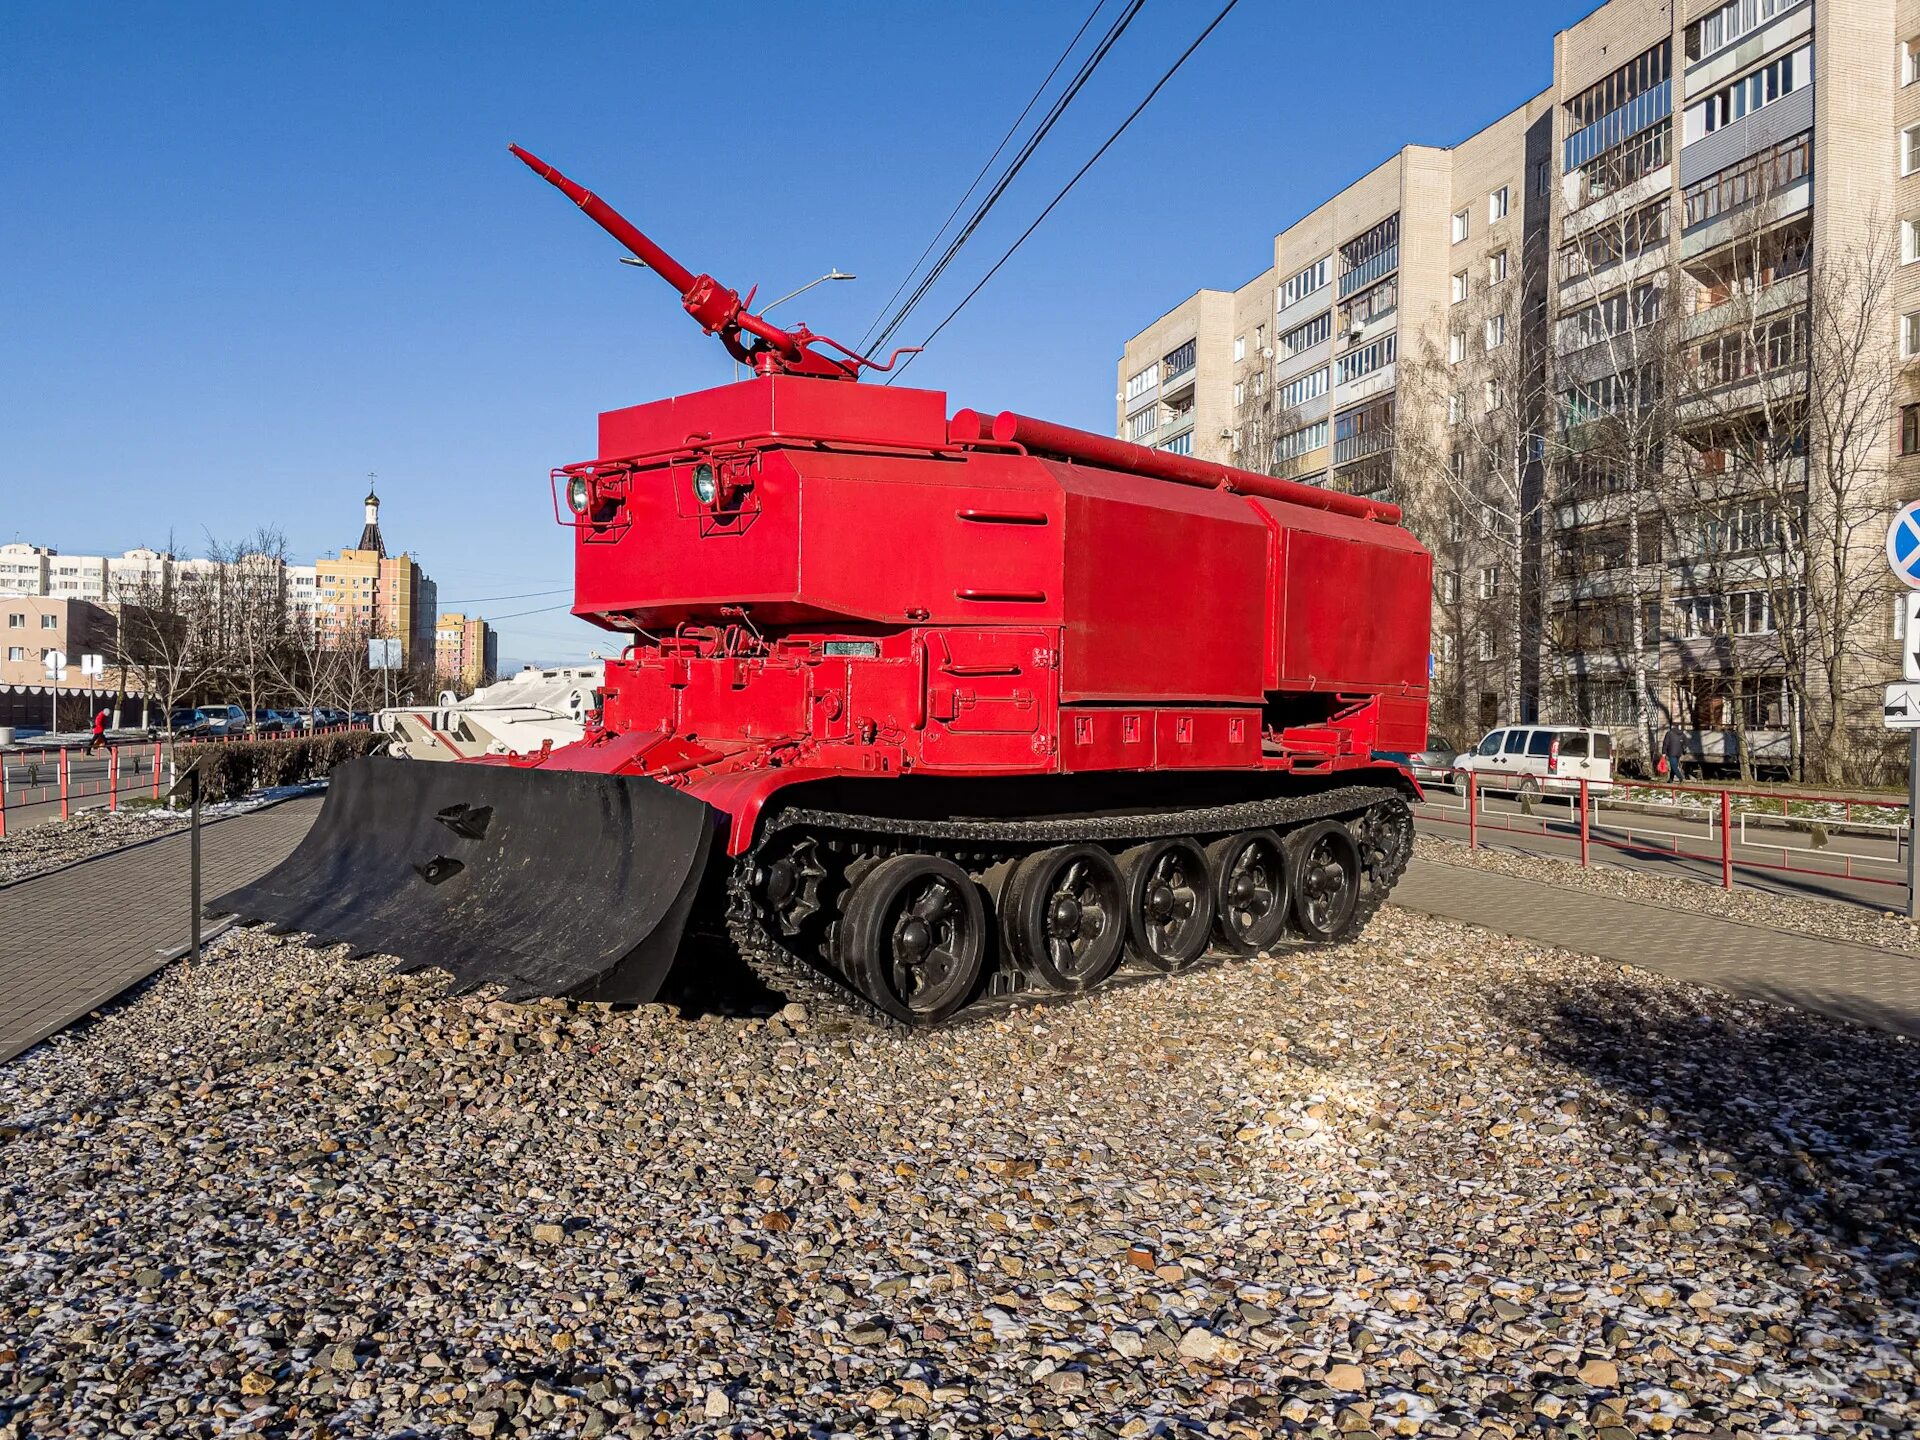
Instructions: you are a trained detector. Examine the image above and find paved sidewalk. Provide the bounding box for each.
[0,796,321,1064]
[1393,856,1920,1040]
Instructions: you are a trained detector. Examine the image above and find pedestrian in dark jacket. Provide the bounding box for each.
[85,708,108,756]
[1661,723,1687,784]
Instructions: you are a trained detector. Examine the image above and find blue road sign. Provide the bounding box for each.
[1889,501,1920,589]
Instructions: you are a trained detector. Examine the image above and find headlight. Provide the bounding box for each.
[565,476,591,515]
[692,462,718,505]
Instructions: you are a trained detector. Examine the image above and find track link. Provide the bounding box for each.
[724,785,1415,1030]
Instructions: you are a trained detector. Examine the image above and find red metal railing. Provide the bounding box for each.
[1425,772,1910,894]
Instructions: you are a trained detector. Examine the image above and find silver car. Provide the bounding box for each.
[1406,732,1457,787]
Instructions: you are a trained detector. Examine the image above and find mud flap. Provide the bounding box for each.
[210,756,721,1002]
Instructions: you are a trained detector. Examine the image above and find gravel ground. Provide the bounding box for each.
[0,805,189,886]
[2,913,1916,1438]
[1417,832,1920,956]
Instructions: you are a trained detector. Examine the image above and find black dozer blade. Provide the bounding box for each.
[211,756,721,1002]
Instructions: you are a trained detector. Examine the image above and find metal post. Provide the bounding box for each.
[1467,772,1478,851]
[1909,730,1919,920]
[189,766,202,966]
[108,743,118,812]
[152,740,162,800]
[58,746,69,820]
[1579,777,1590,867]
[1720,787,1733,891]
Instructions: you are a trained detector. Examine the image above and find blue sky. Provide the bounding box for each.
[0,0,1594,667]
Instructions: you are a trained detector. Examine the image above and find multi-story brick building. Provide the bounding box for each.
[314,488,439,670]
[434,612,499,693]
[1118,0,1916,777]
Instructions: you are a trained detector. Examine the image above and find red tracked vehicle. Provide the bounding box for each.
[218,147,1431,1024]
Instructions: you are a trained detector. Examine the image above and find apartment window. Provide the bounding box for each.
[1685,46,1809,144]
[5,647,20,662]
[1682,133,1810,228]
[1535,159,1552,196]
[1127,406,1159,442]
[1904,404,1920,455]
[1252,371,1264,396]
[40,614,57,629]
[1158,432,1194,456]
[1233,335,1245,362]
[1906,221,1920,266]
[1906,126,1920,177]
[1233,380,1246,407]
[1488,186,1510,222]
[1124,364,1158,402]
[1255,324,1266,351]
[1449,394,1462,426]
[1688,0,1794,63]
[1448,509,1467,543]
[1439,633,1457,663]
[1479,566,1500,600]
[1280,310,1332,355]
[1163,338,1197,377]
[1485,313,1507,350]
[1477,630,1496,662]
[1441,571,1460,603]
[1484,379,1503,413]
[5,614,21,629]
[1906,38,1920,86]
[1565,39,1671,131]
[1279,366,1330,410]
[1273,420,1329,463]
[1449,332,1466,364]
[1487,250,1509,286]
[1452,208,1470,244]
[1905,313,1920,360]
[1451,271,1469,304]
[1346,277,1397,328]
[1335,333,1397,385]
[1281,255,1332,308]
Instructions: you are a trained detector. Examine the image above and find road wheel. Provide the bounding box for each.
[1453,770,1470,798]
[1206,829,1289,955]
[1001,845,1125,994]
[1287,822,1361,944]
[835,854,985,1025]
[1518,776,1540,801]
[1119,838,1214,972]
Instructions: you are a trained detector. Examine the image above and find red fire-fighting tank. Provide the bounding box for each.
[218,148,1431,1025]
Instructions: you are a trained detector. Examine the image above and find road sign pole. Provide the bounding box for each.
[190,766,202,966]
[1909,731,1919,921]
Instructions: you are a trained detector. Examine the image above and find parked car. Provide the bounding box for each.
[1405,732,1458,788]
[1452,724,1614,797]
[250,708,300,734]
[165,705,248,737]
[166,709,211,737]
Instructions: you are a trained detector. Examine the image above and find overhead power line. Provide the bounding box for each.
[892,0,1244,380]
[434,586,572,606]
[857,0,1111,354]
[867,0,1149,358]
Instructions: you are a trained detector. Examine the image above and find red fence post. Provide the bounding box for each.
[108,743,119,812]
[1720,787,1733,890]
[1467,772,1478,851]
[152,740,162,800]
[58,747,70,820]
[0,760,7,839]
[1579,777,1590,867]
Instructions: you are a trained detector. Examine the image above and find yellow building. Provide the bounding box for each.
[315,487,438,668]
[434,612,498,693]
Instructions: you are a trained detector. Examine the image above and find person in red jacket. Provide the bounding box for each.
[85,707,109,756]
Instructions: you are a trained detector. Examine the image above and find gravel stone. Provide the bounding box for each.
[0,909,1915,1435]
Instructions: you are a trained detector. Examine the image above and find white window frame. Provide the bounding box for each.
[1451,270,1469,304]
[1439,633,1457,663]
[1441,571,1460,604]
[1488,249,1509,286]
[1906,38,1920,87]
[1233,379,1246,407]
[1451,208,1470,244]
[1232,335,1245,362]
[1905,220,1920,266]
[1904,312,1920,360]
[1478,565,1499,600]
[1906,126,1920,177]
[1477,629,1496,661]
[1449,332,1466,364]
[1488,186,1510,222]
[1448,394,1462,426]
[1485,313,1507,351]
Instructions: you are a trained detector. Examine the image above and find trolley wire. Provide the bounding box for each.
[856,0,1111,354]
[866,0,1148,358]
[890,0,1243,381]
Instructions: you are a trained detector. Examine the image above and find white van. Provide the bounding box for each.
[1452,724,1614,797]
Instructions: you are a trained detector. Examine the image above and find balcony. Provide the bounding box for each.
[1159,362,1196,400]
[1678,85,1813,187]
[1679,173,1810,263]
[1332,428,1392,466]
[1339,245,1398,299]
[1564,80,1672,174]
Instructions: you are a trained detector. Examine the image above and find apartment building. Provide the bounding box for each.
[434,612,499,693]
[0,542,317,616]
[314,488,439,669]
[1117,0,1917,776]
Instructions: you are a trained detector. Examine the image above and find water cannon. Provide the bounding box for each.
[510,145,910,381]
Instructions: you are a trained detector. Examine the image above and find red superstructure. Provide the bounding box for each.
[219,148,1431,1025]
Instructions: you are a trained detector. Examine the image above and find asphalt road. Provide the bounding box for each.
[1414,787,1911,910]
[1,743,171,828]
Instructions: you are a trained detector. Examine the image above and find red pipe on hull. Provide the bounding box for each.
[985,411,1401,524]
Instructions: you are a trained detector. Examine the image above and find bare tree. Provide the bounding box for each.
[114,549,224,740]
[205,528,293,734]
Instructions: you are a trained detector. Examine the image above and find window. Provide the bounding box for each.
[1906,221,1920,266]
[1233,380,1245,407]
[1907,37,1920,86]
[1449,394,1462,426]
[1163,338,1197,377]
[1252,371,1264,396]
[1479,566,1500,600]
[1904,313,1920,360]
[1346,277,1397,328]
[1535,159,1552,195]
[1565,39,1671,131]
[5,614,21,629]
[1904,404,1920,455]
[1685,46,1809,144]
[1440,633,1457,662]
[1441,571,1460,603]
[1127,406,1159,442]
[1233,335,1245,362]
[1452,208,1470,243]
[1158,432,1193,456]
[1485,313,1507,350]
[1487,250,1509,286]
[1281,256,1332,308]
[5,647,20,662]
[1280,310,1332,355]
[1484,379,1502,413]
[1335,333,1397,385]
[1488,186,1510,222]
[1449,332,1466,364]
[1124,364,1158,402]
[1279,366,1329,409]
[1906,126,1920,177]
[1688,0,1794,62]
[1451,271,1469,304]
[1478,630,1496,661]
[40,614,57,629]
[1682,133,1810,228]
[1255,324,1266,351]
[1273,420,1329,463]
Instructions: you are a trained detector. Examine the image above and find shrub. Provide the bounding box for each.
[176,731,385,804]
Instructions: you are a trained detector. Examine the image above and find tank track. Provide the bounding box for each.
[722,784,1414,1030]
